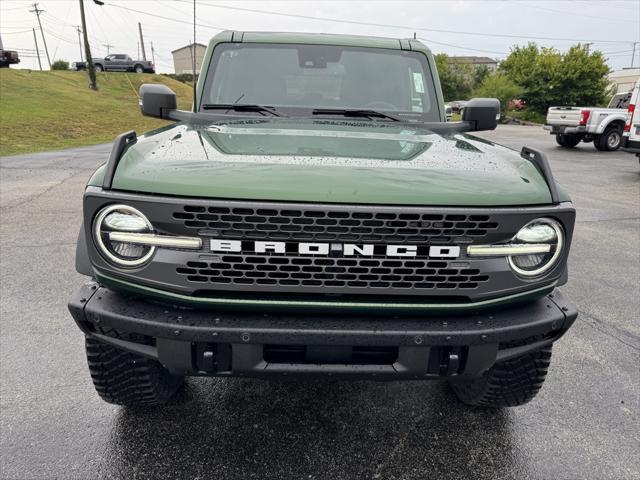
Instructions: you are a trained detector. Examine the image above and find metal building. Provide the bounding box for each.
[171,43,207,74]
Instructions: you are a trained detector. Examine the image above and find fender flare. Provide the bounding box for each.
[75,222,94,277]
[595,114,627,134]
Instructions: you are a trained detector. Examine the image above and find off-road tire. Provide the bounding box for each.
[555,134,580,148]
[595,127,622,151]
[449,344,552,408]
[85,337,184,407]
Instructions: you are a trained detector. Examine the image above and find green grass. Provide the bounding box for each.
[0,69,194,156]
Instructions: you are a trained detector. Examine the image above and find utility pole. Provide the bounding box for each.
[150,41,156,65]
[32,28,42,70]
[75,25,83,62]
[103,43,114,55]
[631,42,638,68]
[29,3,51,68]
[138,22,147,61]
[78,0,97,90]
[584,42,593,55]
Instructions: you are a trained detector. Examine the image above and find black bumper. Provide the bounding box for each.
[545,125,586,135]
[68,282,577,379]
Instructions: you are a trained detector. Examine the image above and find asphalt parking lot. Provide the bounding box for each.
[1,125,638,480]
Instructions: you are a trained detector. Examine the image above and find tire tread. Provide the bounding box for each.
[450,344,552,408]
[85,337,183,407]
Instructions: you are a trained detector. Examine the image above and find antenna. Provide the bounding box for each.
[192,0,197,112]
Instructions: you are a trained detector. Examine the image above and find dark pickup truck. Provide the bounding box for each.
[0,48,20,68]
[72,54,154,73]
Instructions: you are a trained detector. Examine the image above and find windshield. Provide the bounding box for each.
[200,43,440,121]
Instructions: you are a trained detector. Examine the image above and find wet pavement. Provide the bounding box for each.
[1,125,638,479]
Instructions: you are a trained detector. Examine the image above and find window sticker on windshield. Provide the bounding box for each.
[413,72,424,93]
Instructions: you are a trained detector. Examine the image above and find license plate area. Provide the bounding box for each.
[264,344,399,365]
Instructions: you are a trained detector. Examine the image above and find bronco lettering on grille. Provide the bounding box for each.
[210,239,460,258]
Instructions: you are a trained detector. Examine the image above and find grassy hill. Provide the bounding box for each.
[0,69,194,156]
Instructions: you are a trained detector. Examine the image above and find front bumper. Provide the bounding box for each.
[68,282,577,379]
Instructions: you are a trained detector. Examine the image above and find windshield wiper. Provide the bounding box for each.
[201,104,282,116]
[312,108,401,122]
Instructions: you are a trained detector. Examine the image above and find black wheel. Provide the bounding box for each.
[134,64,144,74]
[448,343,552,408]
[85,337,184,407]
[595,127,622,151]
[555,134,580,148]
[94,64,103,72]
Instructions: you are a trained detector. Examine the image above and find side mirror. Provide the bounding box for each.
[462,98,500,131]
[139,83,177,119]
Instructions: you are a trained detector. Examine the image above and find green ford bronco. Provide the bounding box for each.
[69,31,577,408]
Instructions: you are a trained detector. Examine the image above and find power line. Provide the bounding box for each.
[0,29,33,35]
[104,2,226,31]
[517,1,640,24]
[187,0,636,44]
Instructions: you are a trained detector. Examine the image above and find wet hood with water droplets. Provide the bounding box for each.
[102,119,563,206]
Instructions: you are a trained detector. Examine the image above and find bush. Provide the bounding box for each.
[473,72,522,113]
[506,109,546,125]
[161,73,194,84]
[499,43,610,115]
[51,60,69,71]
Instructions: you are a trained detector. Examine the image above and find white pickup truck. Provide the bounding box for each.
[544,92,632,151]
[622,80,640,160]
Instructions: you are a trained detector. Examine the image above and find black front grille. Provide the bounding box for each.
[84,190,575,301]
[177,255,490,291]
[173,205,499,243]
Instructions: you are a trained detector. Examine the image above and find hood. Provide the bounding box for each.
[101,119,563,206]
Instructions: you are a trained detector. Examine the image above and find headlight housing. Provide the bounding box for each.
[508,218,564,277]
[93,204,155,267]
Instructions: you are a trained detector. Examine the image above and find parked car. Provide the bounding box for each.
[508,98,526,110]
[72,54,154,73]
[68,31,577,410]
[622,79,640,161]
[444,103,453,121]
[0,48,20,68]
[544,90,634,151]
[449,100,467,113]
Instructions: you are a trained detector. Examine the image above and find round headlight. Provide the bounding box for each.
[508,218,564,277]
[93,205,155,267]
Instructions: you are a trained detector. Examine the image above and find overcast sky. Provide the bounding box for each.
[1,0,639,73]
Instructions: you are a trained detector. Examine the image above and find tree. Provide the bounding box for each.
[51,59,69,70]
[473,72,522,112]
[434,53,475,101]
[499,43,610,114]
[473,65,491,88]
